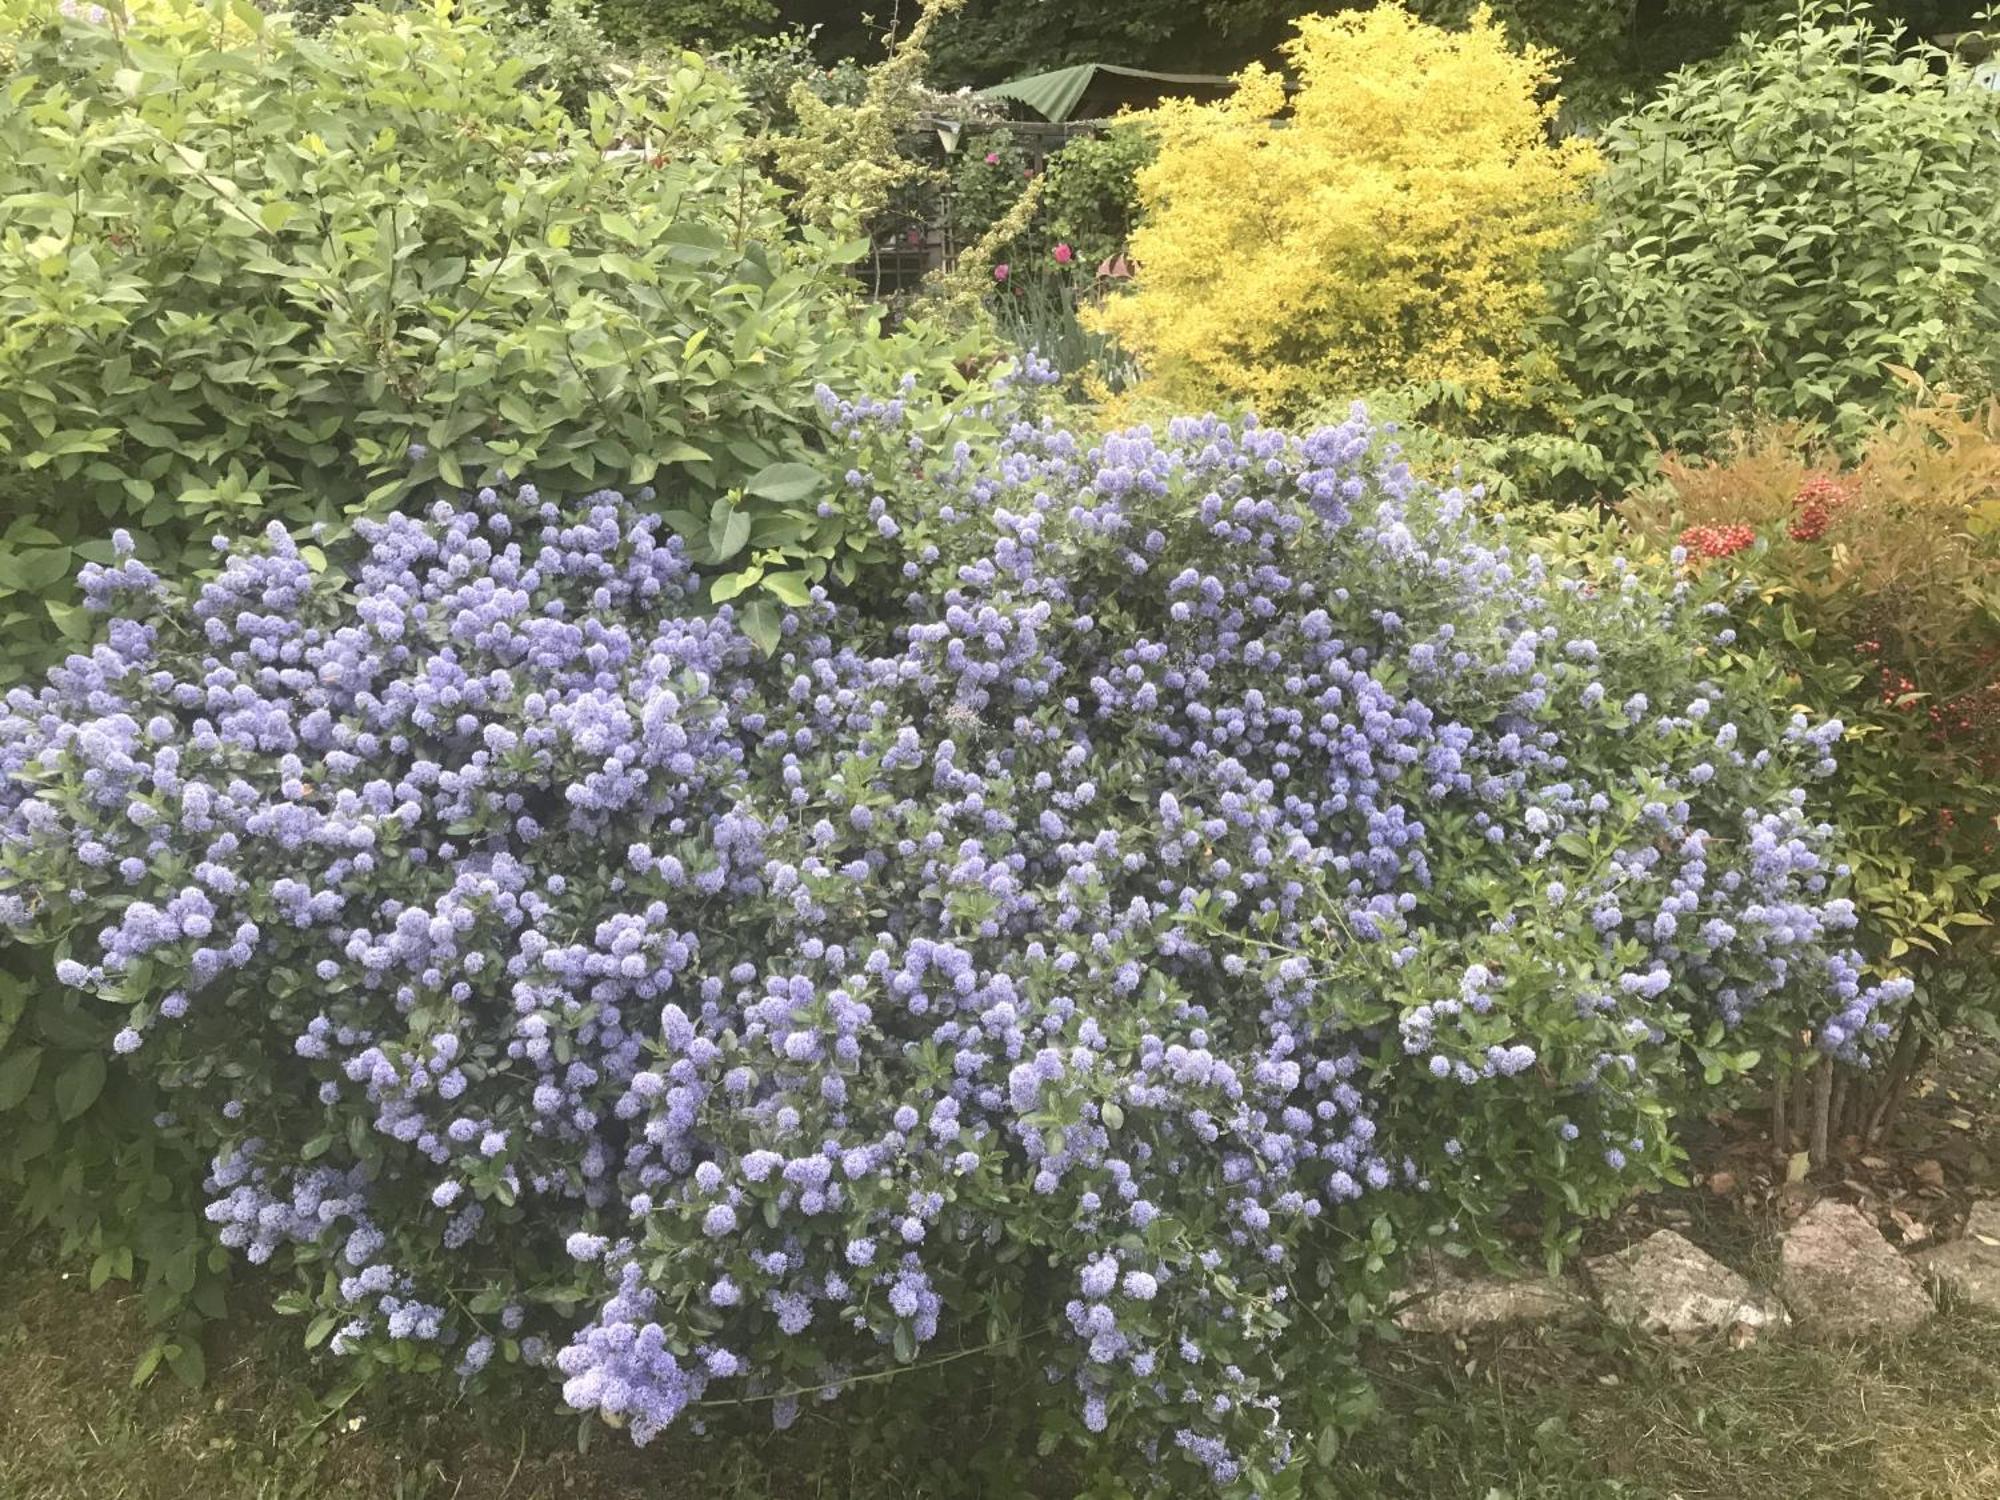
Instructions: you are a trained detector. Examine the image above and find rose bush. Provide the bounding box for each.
[0,384,1901,1489]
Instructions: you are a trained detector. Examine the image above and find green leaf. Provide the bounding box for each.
[45,597,94,641]
[0,979,24,1052]
[131,1341,166,1389]
[740,601,782,656]
[0,1046,44,1111]
[743,462,821,505]
[164,1245,198,1297]
[708,507,751,562]
[166,1339,206,1391]
[54,1050,107,1121]
[709,567,763,604]
[1315,1422,1343,1466]
[761,571,812,607]
[0,546,72,592]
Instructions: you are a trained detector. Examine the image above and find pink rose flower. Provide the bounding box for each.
[1052,243,1074,265]
[984,152,1000,165]
[993,263,1010,282]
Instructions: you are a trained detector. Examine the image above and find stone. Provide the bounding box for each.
[1778,1199,1932,1338]
[1586,1229,1786,1339]
[1914,1201,2000,1314]
[1394,1255,1588,1336]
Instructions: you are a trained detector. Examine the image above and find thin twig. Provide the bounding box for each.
[1809,1053,1833,1168]
[692,1321,1056,1411]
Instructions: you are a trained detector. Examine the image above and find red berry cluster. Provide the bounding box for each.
[1859,635,2000,765]
[1931,680,2000,742]
[1878,669,1920,709]
[1788,473,1851,542]
[1679,523,1756,559]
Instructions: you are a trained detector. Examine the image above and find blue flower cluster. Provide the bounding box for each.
[0,399,1903,1489]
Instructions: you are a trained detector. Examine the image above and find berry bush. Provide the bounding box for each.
[0,389,1902,1489]
[1625,397,2000,1153]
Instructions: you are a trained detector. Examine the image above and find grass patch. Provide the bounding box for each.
[0,1233,685,1500]
[1339,1312,2000,1499]
[4,1230,1998,1499]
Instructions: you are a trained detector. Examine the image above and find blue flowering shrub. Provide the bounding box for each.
[0,387,1905,1488]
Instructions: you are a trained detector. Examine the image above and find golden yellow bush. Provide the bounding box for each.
[1092,5,1597,421]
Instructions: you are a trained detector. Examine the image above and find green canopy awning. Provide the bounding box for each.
[977,63,1231,123]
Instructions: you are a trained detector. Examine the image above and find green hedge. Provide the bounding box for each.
[0,0,979,682]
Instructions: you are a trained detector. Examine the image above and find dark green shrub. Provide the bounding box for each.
[0,949,227,1389]
[946,130,1035,249]
[592,0,773,50]
[943,125,1152,274]
[1040,125,1153,269]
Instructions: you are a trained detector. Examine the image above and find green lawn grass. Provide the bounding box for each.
[4,1230,1998,1500]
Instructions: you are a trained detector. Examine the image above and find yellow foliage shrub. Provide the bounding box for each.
[1092,5,1597,421]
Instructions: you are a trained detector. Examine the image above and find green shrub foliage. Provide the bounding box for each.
[1550,2,2000,484]
[944,125,1152,275]
[0,0,976,683]
[920,0,1895,112]
[1040,126,1153,269]
[593,0,775,50]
